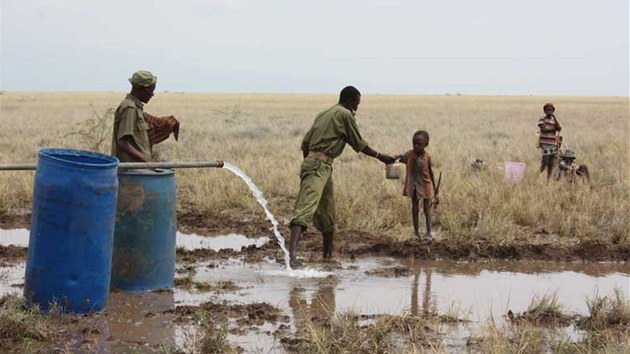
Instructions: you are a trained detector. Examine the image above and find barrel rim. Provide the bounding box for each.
[39,148,119,169]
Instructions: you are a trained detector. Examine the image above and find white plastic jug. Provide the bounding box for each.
[385,164,400,179]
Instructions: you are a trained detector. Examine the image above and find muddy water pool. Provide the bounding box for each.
[1,229,629,352]
[0,228,270,251]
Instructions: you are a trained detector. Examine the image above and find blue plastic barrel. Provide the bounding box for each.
[24,149,119,313]
[111,169,176,291]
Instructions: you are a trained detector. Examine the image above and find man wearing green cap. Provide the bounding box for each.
[288,86,397,267]
[111,70,179,162]
[556,149,591,183]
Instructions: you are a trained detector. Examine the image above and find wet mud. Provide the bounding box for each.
[0,245,27,266]
[173,301,289,327]
[353,237,630,262]
[176,209,630,262]
[365,265,412,277]
[177,207,275,237]
[0,255,628,353]
[1,209,629,265]
[0,212,29,230]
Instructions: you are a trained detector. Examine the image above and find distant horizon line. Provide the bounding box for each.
[1,90,628,98]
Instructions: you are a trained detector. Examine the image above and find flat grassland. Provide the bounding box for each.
[1,92,628,259]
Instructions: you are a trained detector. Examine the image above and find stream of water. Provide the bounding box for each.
[222,162,332,278]
[222,162,292,269]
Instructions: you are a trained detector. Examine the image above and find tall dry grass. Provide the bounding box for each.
[0,92,628,244]
[471,290,630,354]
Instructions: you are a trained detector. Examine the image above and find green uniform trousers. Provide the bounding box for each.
[290,157,336,234]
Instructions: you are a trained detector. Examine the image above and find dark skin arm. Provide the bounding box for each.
[303,146,395,163]
[428,163,440,205]
[554,116,562,131]
[539,115,562,133]
[117,136,152,162]
[361,145,396,164]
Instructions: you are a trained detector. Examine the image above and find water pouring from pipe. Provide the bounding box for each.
[222,162,292,270]
[222,163,333,277]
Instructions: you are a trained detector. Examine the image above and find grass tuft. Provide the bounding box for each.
[282,310,445,353]
[0,294,49,351]
[509,293,571,325]
[581,288,630,331]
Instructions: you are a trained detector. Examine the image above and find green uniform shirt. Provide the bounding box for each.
[111,94,152,162]
[300,104,368,159]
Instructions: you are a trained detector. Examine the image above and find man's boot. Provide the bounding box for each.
[289,224,304,268]
[322,232,333,259]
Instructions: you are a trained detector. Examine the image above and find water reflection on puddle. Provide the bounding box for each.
[0,228,270,252]
[0,263,25,295]
[175,232,269,251]
[1,237,628,352]
[190,257,630,320]
[0,228,29,247]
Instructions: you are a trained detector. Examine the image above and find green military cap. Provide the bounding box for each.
[128,70,158,87]
[562,149,576,158]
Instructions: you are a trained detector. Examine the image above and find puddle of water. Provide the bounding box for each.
[0,228,30,247]
[183,257,629,321]
[222,162,291,270]
[1,257,628,352]
[0,262,25,295]
[265,268,333,279]
[176,232,269,251]
[0,228,271,253]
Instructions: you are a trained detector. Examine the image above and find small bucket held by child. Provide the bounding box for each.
[385,164,400,179]
[504,162,526,182]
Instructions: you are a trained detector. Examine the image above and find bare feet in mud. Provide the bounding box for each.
[413,233,433,244]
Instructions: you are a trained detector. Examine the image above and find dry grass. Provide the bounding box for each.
[470,320,630,354]
[179,309,239,354]
[283,310,446,353]
[580,288,630,331]
[469,321,555,354]
[509,292,571,325]
[0,294,49,351]
[1,92,628,244]
[469,291,630,354]
[285,290,630,354]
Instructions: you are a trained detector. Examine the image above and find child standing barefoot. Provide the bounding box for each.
[397,130,439,242]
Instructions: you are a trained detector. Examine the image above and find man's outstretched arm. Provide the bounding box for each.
[361,145,396,164]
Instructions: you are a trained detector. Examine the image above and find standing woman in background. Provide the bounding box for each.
[537,103,562,181]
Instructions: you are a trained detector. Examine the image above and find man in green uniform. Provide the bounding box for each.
[288,86,396,267]
[112,70,178,162]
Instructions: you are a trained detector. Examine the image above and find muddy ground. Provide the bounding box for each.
[1,210,628,354]
[2,209,629,264]
[0,245,27,266]
[0,291,288,353]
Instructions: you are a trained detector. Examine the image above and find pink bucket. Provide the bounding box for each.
[504,162,526,182]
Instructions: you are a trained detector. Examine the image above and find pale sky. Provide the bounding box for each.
[1,0,628,95]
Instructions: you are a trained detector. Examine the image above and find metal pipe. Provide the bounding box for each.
[0,160,224,171]
[119,161,224,169]
[0,163,36,170]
